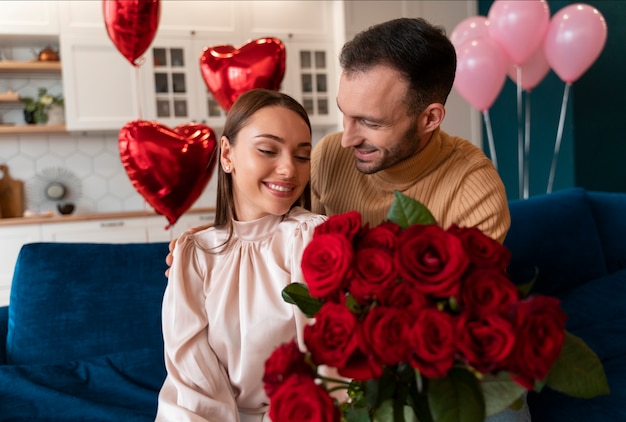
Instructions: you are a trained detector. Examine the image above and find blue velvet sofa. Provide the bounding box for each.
[0,187,623,421]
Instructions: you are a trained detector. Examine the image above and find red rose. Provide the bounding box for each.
[314,210,362,241]
[378,280,431,316]
[336,346,384,381]
[301,234,354,298]
[358,222,401,252]
[304,302,360,369]
[268,374,340,422]
[506,296,568,389]
[408,307,457,378]
[360,306,414,366]
[263,341,315,398]
[448,225,511,271]
[395,224,469,298]
[349,247,397,304]
[456,312,516,374]
[460,269,520,316]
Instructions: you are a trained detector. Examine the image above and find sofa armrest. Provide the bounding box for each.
[0,305,8,364]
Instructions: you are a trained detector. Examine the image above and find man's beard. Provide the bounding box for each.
[354,126,421,175]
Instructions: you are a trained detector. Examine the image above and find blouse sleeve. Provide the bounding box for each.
[156,232,239,421]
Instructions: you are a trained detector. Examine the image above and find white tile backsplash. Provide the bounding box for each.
[0,131,219,215]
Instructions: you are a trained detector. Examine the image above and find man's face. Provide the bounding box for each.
[337,65,423,174]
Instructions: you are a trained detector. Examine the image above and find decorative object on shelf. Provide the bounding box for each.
[20,88,64,125]
[0,164,25,218]
[200,38,286,112]
[26,167,82,215]
[36,46,60,62]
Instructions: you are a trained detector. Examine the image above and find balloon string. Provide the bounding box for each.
[523,91,531,200]
[547,83,571,194]
[482,109,497,171]
[136,65,143,120]
[516,65,523,199]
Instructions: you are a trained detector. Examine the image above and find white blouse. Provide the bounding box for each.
[156,207,327,422]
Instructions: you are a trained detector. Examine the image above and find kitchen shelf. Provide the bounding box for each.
[0,124,66,134]
[0,60,61,73]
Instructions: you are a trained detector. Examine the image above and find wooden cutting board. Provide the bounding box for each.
[0,164,24,218]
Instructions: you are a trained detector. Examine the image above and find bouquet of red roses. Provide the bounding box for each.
[263,192,609,422]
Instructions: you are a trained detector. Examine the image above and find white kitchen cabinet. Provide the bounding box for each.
[0,1,59,36]
[140,37,228,129]
[39,215,173,243]
[59,34,145,131]
[0,224,41,307]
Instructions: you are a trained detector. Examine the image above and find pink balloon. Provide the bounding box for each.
[507,47,551,91]
[450,16,490,49]
[488,0,550,65]
[454,38,507,111]
[543,3,607,84]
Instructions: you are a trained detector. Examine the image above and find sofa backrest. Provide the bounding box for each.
[6,242,170,365]
[588,191,626,274]
[505,188,608,297]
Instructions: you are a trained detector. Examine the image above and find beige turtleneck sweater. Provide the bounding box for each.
[311,128,510,243]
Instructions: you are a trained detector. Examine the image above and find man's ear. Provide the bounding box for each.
[421,103,445,133]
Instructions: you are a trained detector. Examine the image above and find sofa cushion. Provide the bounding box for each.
[6,242,169,365]
[558,268,626,361]
[505,188,607,296]
[588,191,626,273]
[0,347,165,421]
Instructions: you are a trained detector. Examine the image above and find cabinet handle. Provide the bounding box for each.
[199,215,214,221]
[100,221,124,228]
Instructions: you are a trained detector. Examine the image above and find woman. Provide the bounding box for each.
[156,89,327,421]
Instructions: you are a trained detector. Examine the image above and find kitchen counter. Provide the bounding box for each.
[0,207,216,227]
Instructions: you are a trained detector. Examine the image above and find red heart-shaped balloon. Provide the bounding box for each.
[103,0,161,67]
[119,121,218,228]
[200,37,286,111]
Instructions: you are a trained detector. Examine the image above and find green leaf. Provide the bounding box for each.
[281,283,323,318]
[545,331,610,398]
[480,372,526,416]
[345,404,372,422]
[428,368,485,422]
[387,191,437,229]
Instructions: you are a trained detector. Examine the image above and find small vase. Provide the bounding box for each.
[47,104,65,126]
[23,110,36,125]
[34,108,48,125]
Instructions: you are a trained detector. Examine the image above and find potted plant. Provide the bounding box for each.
[20,88,64,125]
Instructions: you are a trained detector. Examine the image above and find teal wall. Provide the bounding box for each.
[477,0,625,199]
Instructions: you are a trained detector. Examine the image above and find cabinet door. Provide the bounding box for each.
[283,42,339,128]
[0,1,59,35]
[0,225,41,306]
[142,38,228,128]
[60,34,144,131]
[40,218,151,243]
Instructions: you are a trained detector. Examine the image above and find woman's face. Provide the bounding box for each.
[221,106,312,221]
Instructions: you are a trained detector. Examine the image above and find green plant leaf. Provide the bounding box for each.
[428,368,485,422]
[387,190,437,229]
[545,331,610,398]
[480,372,526,416]
[345,404,372,422]
[281,283,322,317]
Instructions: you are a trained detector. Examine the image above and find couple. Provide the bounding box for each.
[156,17,525,422]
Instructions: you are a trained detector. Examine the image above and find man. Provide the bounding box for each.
[311,17,509,243]
[167,17,527,421]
